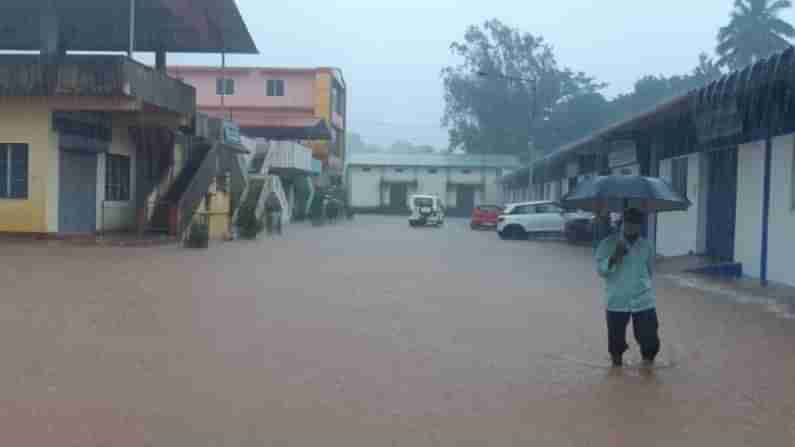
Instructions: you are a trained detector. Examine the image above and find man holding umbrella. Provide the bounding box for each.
[595,208,659,368]
[562,174,690,368]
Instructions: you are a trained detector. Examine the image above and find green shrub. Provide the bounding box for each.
[186,222,209,248]
[237,207,264,239]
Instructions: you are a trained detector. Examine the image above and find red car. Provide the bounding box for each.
[470,205,504,230]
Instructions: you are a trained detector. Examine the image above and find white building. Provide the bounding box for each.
[347,153,518,216]
[498,47,795,287]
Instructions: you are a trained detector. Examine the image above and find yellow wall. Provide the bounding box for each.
[311,72,333,160]
[207,189,231,240]
[0,98,55,233]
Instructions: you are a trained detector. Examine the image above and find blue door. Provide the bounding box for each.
[59,150,98,233]
[706,147,738,261]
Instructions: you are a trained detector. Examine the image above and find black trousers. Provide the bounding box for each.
[606,308,660,361]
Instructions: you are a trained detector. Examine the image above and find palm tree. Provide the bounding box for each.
[716,0,795,70]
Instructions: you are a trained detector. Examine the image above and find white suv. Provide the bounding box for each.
[497,200,585,240]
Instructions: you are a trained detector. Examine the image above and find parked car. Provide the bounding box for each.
[470,204,503,230]
[497,201,590,240]
[564,215,596,244]
[408,194,445,227]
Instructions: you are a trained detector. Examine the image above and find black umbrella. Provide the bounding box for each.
[560,175,691,213]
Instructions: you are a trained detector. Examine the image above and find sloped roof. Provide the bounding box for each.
[347,152,520,168]
[0,0,257,54]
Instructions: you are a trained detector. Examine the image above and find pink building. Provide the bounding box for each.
[169,66,347,177]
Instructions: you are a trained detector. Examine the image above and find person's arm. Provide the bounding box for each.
[595,237,619,277]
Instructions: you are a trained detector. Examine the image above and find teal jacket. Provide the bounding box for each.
[595,234,656,312]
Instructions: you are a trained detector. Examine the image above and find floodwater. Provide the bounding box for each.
[0,216,793,445]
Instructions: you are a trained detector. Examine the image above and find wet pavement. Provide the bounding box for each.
[0,216,793,445]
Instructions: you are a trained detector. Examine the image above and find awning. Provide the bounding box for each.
[241,120,332,141]
[0,0,257,54]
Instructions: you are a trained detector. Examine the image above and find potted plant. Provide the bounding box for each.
[237,206,264,240]
[185,221,209,249]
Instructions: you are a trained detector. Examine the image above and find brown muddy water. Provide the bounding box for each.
[0,216,792,445]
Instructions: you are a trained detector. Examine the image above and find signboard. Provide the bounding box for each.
[222,120,241,145]
[608,140,637,168]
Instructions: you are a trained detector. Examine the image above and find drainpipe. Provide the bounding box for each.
[760,132,773,286]
[128,0,135,58]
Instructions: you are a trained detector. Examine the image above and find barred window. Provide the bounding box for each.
[0,143,28,199]
[106,154,131,201]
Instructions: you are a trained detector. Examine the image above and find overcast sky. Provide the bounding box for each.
[171,0,795,148]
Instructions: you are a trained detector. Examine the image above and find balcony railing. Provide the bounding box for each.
[266,141,314,176]
[0,54,195,116]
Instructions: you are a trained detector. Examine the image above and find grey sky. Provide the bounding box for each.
[172,0,795,148]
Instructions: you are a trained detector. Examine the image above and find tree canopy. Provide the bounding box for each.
[441,20,727,160]
[441,19,604,160]
[717,0,795,70]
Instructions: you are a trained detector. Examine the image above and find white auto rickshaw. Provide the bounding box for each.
[408,194,445,227]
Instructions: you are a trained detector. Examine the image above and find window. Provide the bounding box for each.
[0,143,28,199]
[266,79,285,97]
[671,157,689,199]
[106,154,131,201]
[362,167,372,172]
[428,168,438,174]
[394,168,404,173]
[536,204,562,214]
[414,197,434,207]
[496,168,503,177]
[462,169,472,174]
[512,205,533,215]
[216,78,235,95]
[568,176,578,191]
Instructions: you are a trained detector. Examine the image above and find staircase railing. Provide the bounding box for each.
[144,163,178,223]
[272,175,290,225]
[176,143,220,239]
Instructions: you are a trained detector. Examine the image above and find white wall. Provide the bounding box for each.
[735,141,765,279]
[350,166,382,208]
[417,167,446,202]
[97,118,137,232]
[657,154,701,256]
[767,134,795,286]
[448,167,482,184]
[382,166,416,182]
[350,164,506,210]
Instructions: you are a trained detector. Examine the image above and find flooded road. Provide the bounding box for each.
[0,216,793,445]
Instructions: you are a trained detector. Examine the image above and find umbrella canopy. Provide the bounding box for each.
[561,175,691,213]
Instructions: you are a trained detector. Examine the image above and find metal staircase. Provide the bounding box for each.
[232,142,291,230]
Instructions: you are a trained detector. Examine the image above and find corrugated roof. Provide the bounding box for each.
[0,0,258,54]
[347,153,520,168]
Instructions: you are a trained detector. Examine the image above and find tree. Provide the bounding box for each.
[716,0,795,70]
[441,19,604,158]
[533,92,611,155]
